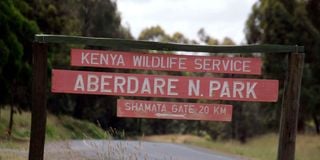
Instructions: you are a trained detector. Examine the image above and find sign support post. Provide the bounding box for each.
[277,52,305,160]
[28,43,48,160]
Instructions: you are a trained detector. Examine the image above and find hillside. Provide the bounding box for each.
[0,107,107,142]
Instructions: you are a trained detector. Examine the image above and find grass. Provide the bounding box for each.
[46,115,107,140]
[1,107,319,160]
[0,153,26,160]
[141,133,320,160]
[0,107,107,153]
[0,107,109,160]
[0,107,106,141]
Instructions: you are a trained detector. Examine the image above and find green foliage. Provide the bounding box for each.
[197,28,219,45]
[245,0,320,133]
[138,25,196,44]
[59,116,107,139]
[0,0,38,107]
[79,0,123,38]
[0,107,106,140]
[50,0,133,125]
[139,25,171,42]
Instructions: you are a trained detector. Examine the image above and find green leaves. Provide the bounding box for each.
[245,0,320,133]
[0,0,38,105]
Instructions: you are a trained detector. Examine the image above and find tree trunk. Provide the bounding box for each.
[231,104,237,139]
[8,80,17,137]
[8,105,14,136]
[297,106,306,133]
[313,113,319,134]
[238,105,247,144]
[137,118,142,134]
[197,121,201,136]
[73,95,87,119]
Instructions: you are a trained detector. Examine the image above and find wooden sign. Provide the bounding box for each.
[52,69,279,102]
[71,48,262,75]
[31,35,304,160]
[117,99,233,121]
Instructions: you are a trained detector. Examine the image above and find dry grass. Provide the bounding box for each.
[0,107,107,160]
[295,134,320,160]
[0,139,29,160]
[141,133,320,160]
[141,134,204,144]
[0,153,26,160]
[0,107,106,141]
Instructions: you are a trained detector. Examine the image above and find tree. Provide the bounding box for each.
[197,28,219,45]
[138,25,171,42]
[305,0,320,133]
[245,0,320,133]
[79,0,131,39]
[0,0,38,136]
[222,37,235,45]
[68,0,133,133]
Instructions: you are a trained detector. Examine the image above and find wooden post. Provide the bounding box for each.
[28,43,48,160]
[277,52,304,160]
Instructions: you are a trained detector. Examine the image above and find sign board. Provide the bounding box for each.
[117,99,233,121]
[71,48,262,75]
[52,69,279,102]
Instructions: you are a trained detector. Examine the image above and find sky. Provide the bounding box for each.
[117,0,258,44]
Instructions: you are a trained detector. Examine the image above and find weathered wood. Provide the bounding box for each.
[277,52,305,160]
[28,43,48,160]
[31,34,306,160]
[34,34,304,53]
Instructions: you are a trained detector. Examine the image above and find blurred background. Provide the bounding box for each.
[0,0,319,159]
